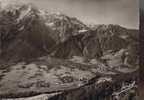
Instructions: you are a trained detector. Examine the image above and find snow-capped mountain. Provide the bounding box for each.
[0,1,138,66]
[0,2,91,61]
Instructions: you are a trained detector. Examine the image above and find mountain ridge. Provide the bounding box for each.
[0,2,138,66]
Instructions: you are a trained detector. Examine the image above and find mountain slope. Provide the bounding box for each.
[0,3,56,61]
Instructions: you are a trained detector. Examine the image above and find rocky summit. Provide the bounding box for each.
[0,1,139,100]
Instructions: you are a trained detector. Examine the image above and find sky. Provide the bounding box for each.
[1,0,139,29]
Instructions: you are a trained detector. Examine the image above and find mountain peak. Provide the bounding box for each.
[0,0,39,18]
